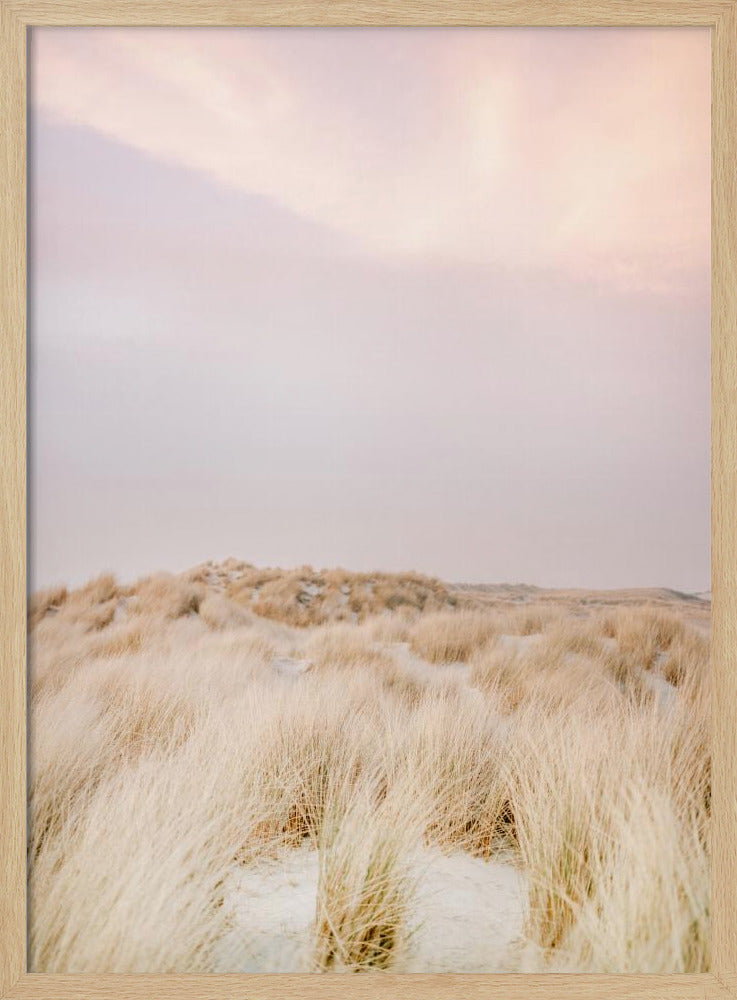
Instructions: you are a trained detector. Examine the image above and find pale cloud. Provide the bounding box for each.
[32,27,709,293]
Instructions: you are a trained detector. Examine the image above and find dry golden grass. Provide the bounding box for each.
[128,573,204,620]
[29,741,260,973]
[408,609,500,663]
[601,606,686,667]
[27,583,68,630]
[85,620,146,659]
[510,703,710,973]
[401,694,514,857]
[30,573,119,633]
[306,624,390,671]
[661,628,710,688]
[198,593,254,631]
[314,779,425,971]
[27,561,711,974]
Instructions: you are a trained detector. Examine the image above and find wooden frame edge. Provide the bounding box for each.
[0,972,733,999]
[2,0,735,26]
[711,0,737,995]
[0,0,27,997]
[2,2,735,998]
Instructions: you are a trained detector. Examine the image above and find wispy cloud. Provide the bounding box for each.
[32,27,709,293]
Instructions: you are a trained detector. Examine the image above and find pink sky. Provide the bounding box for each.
[29,28,710,590]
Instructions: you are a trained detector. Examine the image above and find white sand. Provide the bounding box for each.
[496,633,543,654]
[112,597,128,623]
[272,655,312,677]
[214,845,318,973]
[385,641,469,680]
[213,844,526,973]
[401,847,527,972]
[638,667,678,712]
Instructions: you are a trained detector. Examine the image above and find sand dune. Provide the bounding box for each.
[27,561,710,974]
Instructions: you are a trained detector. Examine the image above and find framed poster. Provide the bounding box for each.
[1,3,735,998]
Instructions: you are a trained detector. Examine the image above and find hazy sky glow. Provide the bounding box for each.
[30,27,710,590]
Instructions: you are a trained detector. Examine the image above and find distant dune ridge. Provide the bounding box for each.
[28,560,710,974]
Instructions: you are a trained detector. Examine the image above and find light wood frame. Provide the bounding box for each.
[1,2,734,997]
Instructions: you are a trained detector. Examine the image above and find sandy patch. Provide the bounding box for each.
[401,847,526,972]
[496,633,543,654]
[638,668,678,712]
[213,844,526,973]
[112,597,128,623]
[214,845,317,973]
[272,655,312,678]
[386,641,468,676]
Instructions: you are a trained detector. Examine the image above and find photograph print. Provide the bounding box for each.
[28,26,710,974]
